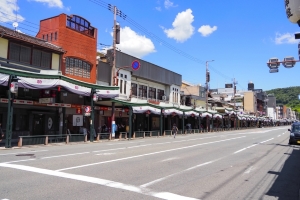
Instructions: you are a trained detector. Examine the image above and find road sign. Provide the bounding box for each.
[131,60,140,70]
[85,106,91,113]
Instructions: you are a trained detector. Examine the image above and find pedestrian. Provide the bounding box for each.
[0,123,3,142]
[172,123,178,138]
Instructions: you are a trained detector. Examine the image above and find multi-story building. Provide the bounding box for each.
[243,91,257,114]
[0,16,118,145]
[180,81,206,108]
[36,14,97,84]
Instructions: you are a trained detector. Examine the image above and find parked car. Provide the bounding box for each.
[288,122,300,145]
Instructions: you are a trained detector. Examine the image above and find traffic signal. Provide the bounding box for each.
[115,24,120,44]
[206,71,210,83]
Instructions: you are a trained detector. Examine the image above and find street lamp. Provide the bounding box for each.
[205,60,214,131]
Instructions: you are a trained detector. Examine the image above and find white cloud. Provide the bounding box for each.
[274,32,298,44]
[0,0,25,23]
[104,27,156,58]
[30,0,64,8]
[164,0,177,9]
[155,6,161,11]
[198,25,217,37]
[163,9,195,42]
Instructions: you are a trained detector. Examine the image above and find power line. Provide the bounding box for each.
[89,0,233,83]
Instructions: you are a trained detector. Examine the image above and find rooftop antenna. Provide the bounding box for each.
[12,0,18,31]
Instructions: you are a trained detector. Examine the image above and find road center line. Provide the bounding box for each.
[0,150,48,156]
[0,163,198,200]
[57,136,245,172]
[234,138,274,154]
[41,152,90,159]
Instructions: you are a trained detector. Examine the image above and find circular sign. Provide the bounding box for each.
[85,106,91,113]
[132,60,140,70]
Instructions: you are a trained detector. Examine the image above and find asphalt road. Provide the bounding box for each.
[0,126,299,200]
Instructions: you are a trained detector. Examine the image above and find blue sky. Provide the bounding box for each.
[1,0,299,91]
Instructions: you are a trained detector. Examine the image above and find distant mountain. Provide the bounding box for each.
[266,86,300,112]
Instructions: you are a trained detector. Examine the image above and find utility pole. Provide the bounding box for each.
[233,78,238,129]
[205,60,214,131]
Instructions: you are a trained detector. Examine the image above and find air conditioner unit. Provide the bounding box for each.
[162,95,167,100]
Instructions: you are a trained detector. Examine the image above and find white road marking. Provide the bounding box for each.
[0,163,198,200]
[107,141,145,145]
[2,159,36,164]
[41,152,90,159]
[161,157,179,162]
[0,150,48,156]
[57,136,245,172]
[141,159,222,188]
[234,138,274,154]
[96,153,116,156]
[244,166,255,174]
[93,135,231,153]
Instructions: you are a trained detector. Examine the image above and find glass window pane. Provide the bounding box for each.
[9,43,20,61]
[20,46,31,64]
[32,49,41,66]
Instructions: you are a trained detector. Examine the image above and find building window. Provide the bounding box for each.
[131,83,137,96]
[120,80,123,94]
[124,81,127,94]
[42,35,45,40]
[50,33,53,41]
[138,85,147,98]
[46,34,48,41]
[65,57,91,78]
[55,32,57,40]
[149,87,156,99]
[125,75,127,79]
[9,42,51,68]
[66,15,95,37]
[157,89,164,100]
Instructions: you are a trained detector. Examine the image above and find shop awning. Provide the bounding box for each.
[201,112,212,118]
[185,111,200,117]
[164,108,183,116]
[0,73,9,86]
[96,89,119,98]
[18,76,60,89]
[132,106,161,115]
[59,80,91,96]
[213,114,222,119]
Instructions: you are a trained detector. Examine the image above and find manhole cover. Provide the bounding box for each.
[16,154,35,156]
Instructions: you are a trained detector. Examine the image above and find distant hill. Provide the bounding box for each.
[266,86,300,112]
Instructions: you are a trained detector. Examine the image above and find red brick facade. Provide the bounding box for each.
[36,14,97,84]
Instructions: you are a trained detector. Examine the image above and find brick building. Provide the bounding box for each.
[36,14,97,84]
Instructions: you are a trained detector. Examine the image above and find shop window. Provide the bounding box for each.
[65,57,91,78]
[131,83,137,96]
[66,15,95,37]
[138,85,147,98]
[124,81,127,94]
[120,80,123,93]
[9,43,51,68]
[157,89,164,100]
[149,87,156,99]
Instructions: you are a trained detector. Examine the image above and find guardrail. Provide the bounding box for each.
[18,134,87,147]
[16,124,284,147]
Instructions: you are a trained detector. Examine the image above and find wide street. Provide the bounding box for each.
[0,126,299,200]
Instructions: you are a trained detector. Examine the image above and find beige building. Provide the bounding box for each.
[243,91,257,114]
[181,81,206,108]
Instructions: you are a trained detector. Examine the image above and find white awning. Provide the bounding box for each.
[185,111,200,117]
[213,114,222,119]
[201,112,212,118]
[132,106,161,115]
[18,76,60,89]
[164,108,183,116]
[59,80,91,96]
[96,89,119,98]
[0,73,9,86]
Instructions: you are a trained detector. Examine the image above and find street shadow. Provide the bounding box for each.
[265,148,300,200]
